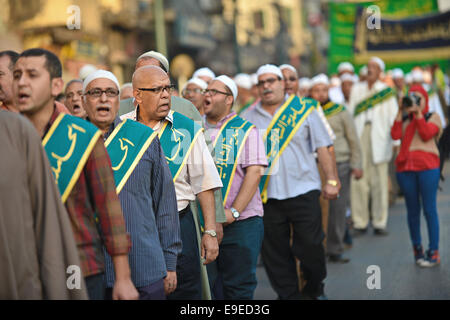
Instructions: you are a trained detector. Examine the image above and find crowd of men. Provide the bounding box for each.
[0,47,448,300]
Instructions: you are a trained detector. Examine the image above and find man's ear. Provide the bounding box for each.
[226,95,234,109]
[133,88,141,104]
[51,78,64,97]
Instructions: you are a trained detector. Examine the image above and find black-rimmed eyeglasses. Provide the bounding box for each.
[138,84,176,94]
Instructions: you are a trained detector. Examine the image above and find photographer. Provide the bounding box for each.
[391,84,442,267]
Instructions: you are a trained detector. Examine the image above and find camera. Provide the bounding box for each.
[402,93,421,108]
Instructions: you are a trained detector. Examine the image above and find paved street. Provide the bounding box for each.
[254,161,450,300]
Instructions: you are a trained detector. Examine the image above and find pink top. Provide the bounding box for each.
[205,112,268,220]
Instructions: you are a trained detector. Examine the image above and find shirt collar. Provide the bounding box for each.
[255,95,288,119]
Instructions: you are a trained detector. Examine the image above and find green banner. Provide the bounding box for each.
[327,0,446,75]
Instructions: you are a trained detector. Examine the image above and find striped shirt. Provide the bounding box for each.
[103,117,181,288]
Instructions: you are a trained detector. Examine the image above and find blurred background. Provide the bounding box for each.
[1,0,448,86]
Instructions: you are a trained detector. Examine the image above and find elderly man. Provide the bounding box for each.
[13,48,138,300]
[64,79,86,118]
[348,57,399,236]
[0,110,88,300]
[122,65,223,300]
[310,73,362,263]
[120,51,227,299]
[193,67,216,84]
[82,70,181,300]
[120,83,133,100]
[0,50,19,112]
[182,77,207,115]
[243,64,339,300]
[203,75,267,299]
[279,64,299,96]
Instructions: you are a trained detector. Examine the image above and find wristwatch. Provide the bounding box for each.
[204,230,217,237]
[327,179,338,187]
[230,207,240,220]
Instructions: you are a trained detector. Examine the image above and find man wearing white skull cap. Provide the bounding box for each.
[203,74,267,299]
[242,64,339,300]
[348,57,399,236]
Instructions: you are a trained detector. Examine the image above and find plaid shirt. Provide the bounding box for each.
[44,107,131,277]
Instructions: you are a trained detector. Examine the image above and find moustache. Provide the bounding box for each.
[263,89,273,94]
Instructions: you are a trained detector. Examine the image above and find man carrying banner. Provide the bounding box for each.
[122,65,223,300]
[243,64,339,300]
[203,75,267,299]
[310,73,363,263]
[13,48,138,300]
[348,57,399,236]
[82,70,181,300]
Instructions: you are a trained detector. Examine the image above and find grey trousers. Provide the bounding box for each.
[327,161,351,255]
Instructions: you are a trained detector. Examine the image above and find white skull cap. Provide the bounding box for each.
[310,73,330,87]
[256,64,283,79]
[214,75,238,101]
[234,73,253,90]
[137,51,170,72]
[83,69,120,94]
[193,67,215,79]
[337,62,354,73]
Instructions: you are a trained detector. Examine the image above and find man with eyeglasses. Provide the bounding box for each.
[203,75,267,299]
[122,65,223,300]
[64,79,86,118]
[242,64,339,300]
[182,77,208,116]
[82,70,181,300]
[120,51,227,300]
[13,48,138,300]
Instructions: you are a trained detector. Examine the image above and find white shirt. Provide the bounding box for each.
[121,109,223,211]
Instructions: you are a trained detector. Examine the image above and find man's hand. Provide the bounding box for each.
[322,183,339,200]
[112,278,139,300]
[216,222,224,245]
[351,168,363,180]
[201,233,219,265]
[223,208,236,227]
[163,271,177,296]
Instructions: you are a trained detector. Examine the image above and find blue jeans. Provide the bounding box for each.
[396,169,440,251]
[215,216,264,300]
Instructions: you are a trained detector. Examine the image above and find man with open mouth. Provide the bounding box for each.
[13,48,138,301]
[64,79,87,119]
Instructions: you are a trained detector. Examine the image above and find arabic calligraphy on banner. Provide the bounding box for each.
[354,8,450,63]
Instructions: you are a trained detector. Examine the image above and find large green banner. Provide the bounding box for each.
[327,0,446,74]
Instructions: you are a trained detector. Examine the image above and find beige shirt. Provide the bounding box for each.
[122,109,223,211]
[326,108,363,169]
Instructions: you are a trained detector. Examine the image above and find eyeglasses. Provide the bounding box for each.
[66,91,83,99]
[203,89,231,96]
[138,84,175,94]
[285,77,298,82]
[85,88,119,98]
[183,88,203,95]
[257,77,280,87]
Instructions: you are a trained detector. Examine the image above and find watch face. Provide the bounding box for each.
[232,210,240,218]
